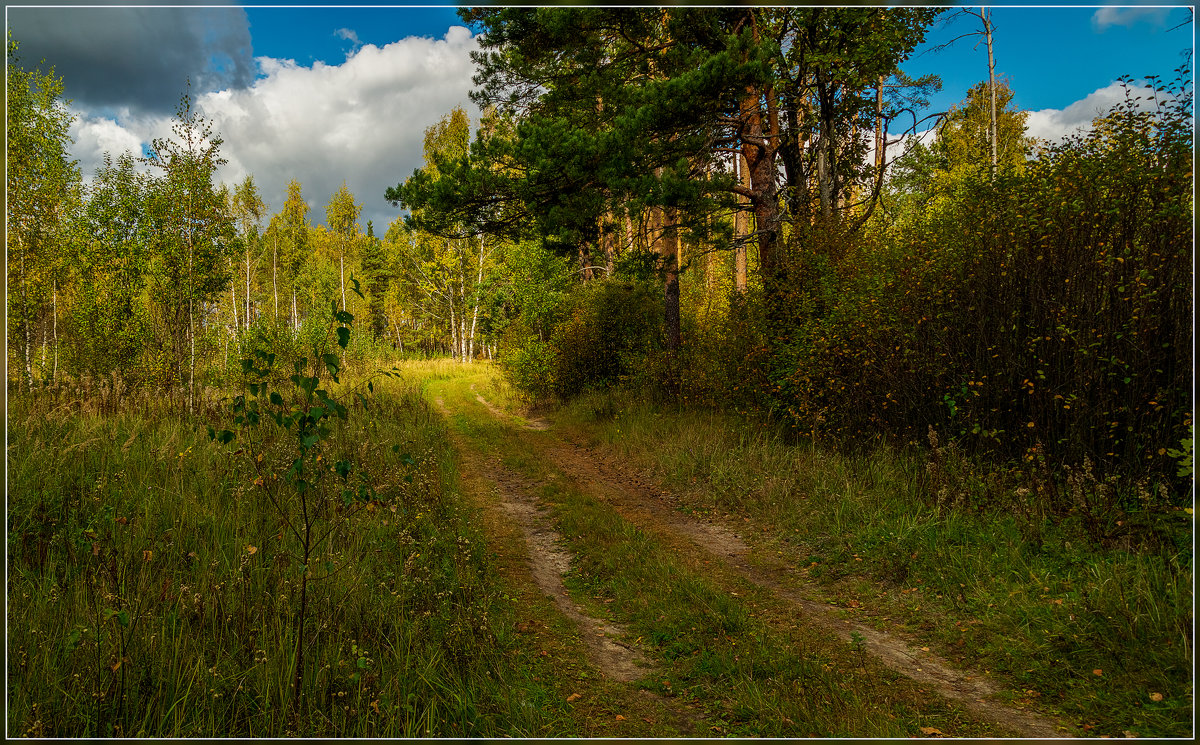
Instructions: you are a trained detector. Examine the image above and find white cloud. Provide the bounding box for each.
[1025,79,1165,142]
[65,26,481,231]
[335,28,362,48]
[1092,7,1173,32]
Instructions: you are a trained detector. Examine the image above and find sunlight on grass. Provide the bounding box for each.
[554,390,1193,738]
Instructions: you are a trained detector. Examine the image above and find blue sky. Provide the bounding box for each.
[6,4,1194,230]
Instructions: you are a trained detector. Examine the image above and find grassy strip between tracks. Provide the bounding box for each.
[428,363,1013,737]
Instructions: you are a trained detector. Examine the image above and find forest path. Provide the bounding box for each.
[425,369,1071,738]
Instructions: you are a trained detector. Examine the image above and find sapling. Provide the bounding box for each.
[207,277,409,729]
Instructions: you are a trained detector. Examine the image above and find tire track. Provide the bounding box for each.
[470,393,1069,738]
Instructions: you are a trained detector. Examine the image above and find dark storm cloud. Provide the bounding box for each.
[7,5,254,115]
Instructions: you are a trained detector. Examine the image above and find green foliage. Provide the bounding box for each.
[548,279,661,399]
[1164,425,1193,480]
[6,32,81,388]
[500,340,557,400]
[68,153,151,380]
[762,72,1192,498]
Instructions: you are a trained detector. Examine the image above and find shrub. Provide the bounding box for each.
[764,73,1193,494]
[549,279,661,399]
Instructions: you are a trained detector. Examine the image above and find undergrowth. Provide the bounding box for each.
[6,373,569,737]
[556,391,1193,737]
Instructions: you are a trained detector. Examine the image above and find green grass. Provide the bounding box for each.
[426,368,1007,737]
[553,390,1193,738]
[6,372,574,738]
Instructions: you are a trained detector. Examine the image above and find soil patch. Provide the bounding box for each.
[484,457,651,683]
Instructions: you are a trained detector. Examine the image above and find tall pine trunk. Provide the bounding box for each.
[734,153,750,293]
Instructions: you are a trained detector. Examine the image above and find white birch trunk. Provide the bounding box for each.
[52,280,58,383]
[21,238,31,388]
[245,246,251,328]
[984,8,998,176]
[273,235,279,323]
[230,258,239,333]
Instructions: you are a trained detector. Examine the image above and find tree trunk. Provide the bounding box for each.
[875,75,885,170]
[292,288,298,332]
[984,8,998,177]
[469,235,485,363]
[230,258,239,333]
[273,236,279,323]
[734,153,750,293]
[736,17,784,297]
[654,205,682,354]
[188,298,195,416]
[245,245,251,328]
[602,211,616,276]
[461,316,469,363]
[339,250,346,312]
[21,238,31,389]
[52,280,58,383]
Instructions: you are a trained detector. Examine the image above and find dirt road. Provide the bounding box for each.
[429,375,1071,738]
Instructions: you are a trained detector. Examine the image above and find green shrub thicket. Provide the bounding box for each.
[757,75,1192,495]
[502,277,663,401]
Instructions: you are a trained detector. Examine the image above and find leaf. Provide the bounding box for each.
[919,727,946,737]
[1149,692,1164,702]
[270,392,284,406]
[566,693,581,702]
[336,326,351,349]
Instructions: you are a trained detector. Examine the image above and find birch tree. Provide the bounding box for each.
[325,182,362,313]
[6,34,81,389]
[232,175,266,330]
[143,85,234,411]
